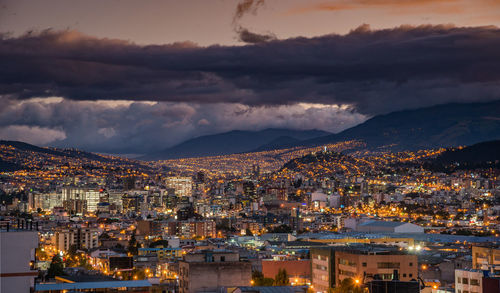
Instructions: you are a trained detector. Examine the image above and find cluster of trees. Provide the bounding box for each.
[251,269,290,286]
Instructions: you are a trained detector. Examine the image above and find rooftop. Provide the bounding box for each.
[34,280,151,291]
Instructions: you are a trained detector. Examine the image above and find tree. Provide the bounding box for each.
[128,230,138,255]
[47,254,64,278]
[252,271,274,286]
[274,268,290,286]
[149,239,169,248]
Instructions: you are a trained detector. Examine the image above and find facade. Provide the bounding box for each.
[310,246,418,293]
[261,259,311,285]
[454,269,483,293]
[53,227,99,251]
[137,220,163,236]
[179,251,252,293]
[31,192,63,211]
[0,229,38,293]
[178,221,217,239]
[61,187,101,213]
[166,177,193,198]
[139,247,182,261]
[471,246,500,275]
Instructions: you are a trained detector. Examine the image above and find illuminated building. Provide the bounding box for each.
[166,176,193,197]
[310,246,418,292]
[53,227,99,251]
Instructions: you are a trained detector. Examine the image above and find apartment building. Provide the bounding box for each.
[310,245,418,292]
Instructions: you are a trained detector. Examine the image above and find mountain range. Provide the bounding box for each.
[141,129,330,160]
[141,100,500,160]
[291,100,500,151]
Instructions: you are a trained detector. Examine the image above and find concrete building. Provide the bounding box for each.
[178,220,217,239]
[261,259,311,285]
[61,187,102,213]
[166,177,193,198]
[136,219,163,237]
[454,269,483,293]
[179,251,252,293]
[355,220,424,233]
[310,246,418,293]
[138,247,182,261]
[0,224,39,293]
[471,246,500,275]
[53,227,99,251]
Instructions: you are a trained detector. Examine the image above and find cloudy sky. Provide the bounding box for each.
[1,0,500,154]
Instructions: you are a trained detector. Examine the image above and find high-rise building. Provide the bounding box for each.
[53,227,99,251]
[123,176,136,190]
[61,187,102,213]
[166,177,193,197]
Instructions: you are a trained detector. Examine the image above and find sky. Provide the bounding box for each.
[1,0,500,154]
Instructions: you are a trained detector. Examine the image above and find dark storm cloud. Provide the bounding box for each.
[236,27,277,43]
[232,0,276,44]
[1,25,500,114]
[0,97,366,152]
[233,0,265,23]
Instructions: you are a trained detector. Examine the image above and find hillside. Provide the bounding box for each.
[142,128,330,160]
[294,101,500,151]
[422,140,500,171]
[0,140,150,173]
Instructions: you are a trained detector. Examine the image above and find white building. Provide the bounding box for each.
[53,227,99,251]
[165,177,193,197]
[455,269,483,293]
[355,220,424,233]
[61,187,101,212]
[1,229,38,293]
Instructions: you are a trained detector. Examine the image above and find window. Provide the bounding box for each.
[339,258,356,266]
[362,262,367,267]
[315,264,327,270]
[457,277,461,283]
[220,256,225,262]
[409,262,413,266]
[470,279,479,286]
[409,274,413,278]
[462,278,468,285]
[377,262,400,269]
[338,269,356,277]
[403,274,407,278]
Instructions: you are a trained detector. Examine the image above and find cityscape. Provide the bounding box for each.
[1,1,500,293]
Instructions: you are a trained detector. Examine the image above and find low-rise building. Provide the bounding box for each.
[179,251,252,293]
[311,245,418,293]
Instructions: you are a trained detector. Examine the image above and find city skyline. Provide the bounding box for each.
[1,2,500,291]
[1,1,500,153]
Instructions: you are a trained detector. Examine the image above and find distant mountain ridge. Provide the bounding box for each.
[142,101,500,160]
[279,100,500,151]
[141,128,331,160]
